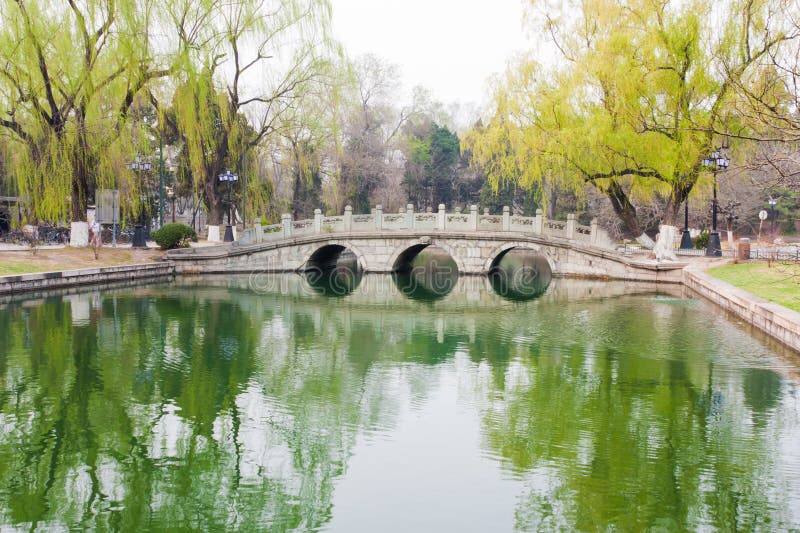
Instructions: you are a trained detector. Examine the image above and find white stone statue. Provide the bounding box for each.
[653,224,678,261]
[635,232,656,249]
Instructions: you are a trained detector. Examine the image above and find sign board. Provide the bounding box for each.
[758,210,768,221]
[96,189,120,224]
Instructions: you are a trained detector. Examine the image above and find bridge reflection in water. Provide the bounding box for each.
[299,246,553,301]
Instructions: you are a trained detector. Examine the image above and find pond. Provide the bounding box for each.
[0,268,799,531]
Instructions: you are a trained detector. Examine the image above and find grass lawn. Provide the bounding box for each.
[707,261,800,313]
[0,247,165,276]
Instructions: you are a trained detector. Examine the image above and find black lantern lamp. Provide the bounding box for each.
[128,156,153,248]
[218,169,239,242]
[701,151,730,257]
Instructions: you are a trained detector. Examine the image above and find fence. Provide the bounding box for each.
[619,242,800,261]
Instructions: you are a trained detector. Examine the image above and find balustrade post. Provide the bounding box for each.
[375,204,383,230]
[470,205,478,231]
[407,203,415,229]
[566,213,576,239]
[281,213,292,238]
[314,209,322,233]
[438,204,446,230]
[590,218,598,244]
[344,205,353,232]
[253,221,263,243]
[502,206,510,231]
[534,208,543,233]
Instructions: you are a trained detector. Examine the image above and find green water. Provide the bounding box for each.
[1,274,799,531]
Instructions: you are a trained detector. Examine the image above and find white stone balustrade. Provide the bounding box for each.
[239,204,613,248]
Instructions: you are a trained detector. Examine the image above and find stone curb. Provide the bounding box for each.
[684,266,800,353]
[0,262,174,295]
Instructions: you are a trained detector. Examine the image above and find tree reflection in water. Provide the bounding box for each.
[0,276,798,530]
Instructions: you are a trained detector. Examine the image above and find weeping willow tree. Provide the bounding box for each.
[163,0,337,226]
[0,0,178,223]
[465,0,796,239]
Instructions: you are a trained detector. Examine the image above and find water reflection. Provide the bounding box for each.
[488,249,552,301]
[392,268,457,301]
[0,276,798,531]
[303,262,363,297]
[392,247,458,301]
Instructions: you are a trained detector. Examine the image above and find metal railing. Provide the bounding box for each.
[618,242,800,261]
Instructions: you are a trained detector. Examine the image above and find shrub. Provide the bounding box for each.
[152,223,198,250]
[694,231,709,250]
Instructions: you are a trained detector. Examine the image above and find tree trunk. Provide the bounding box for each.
[604,180,641,239]
[663,180,692,227]
[69,117,92,222]
[70,155,90,222]
[203,165,226,225]
[208,197,225,225]
[544,180,557,219]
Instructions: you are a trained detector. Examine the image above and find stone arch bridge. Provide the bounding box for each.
[168,204,684,282]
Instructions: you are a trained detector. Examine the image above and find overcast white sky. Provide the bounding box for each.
[330,0,531,108]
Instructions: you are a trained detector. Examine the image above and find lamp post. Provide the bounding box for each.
[158,131,165,229]
[218,169,238,242]
[701,150,730,257]
[680,197,693,249]
[128,155,152,248]
[768,197,778,240]
[167,186,176,223]
[111,189,118,248]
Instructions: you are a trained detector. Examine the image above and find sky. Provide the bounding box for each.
[330,0,531,108]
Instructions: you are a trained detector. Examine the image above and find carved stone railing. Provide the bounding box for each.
[239,204,613,249]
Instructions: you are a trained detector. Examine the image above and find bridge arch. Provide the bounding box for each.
[303,240,369,272]
[387,238,465,274]
[483,242,555,273]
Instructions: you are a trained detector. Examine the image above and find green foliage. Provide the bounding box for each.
[0,0,335,224]
[464,0,794,238]
[0,0,177,222]
[404,124,478,209]
[479,178,538,215]
[694,231,710,250]
[151,223,198,250]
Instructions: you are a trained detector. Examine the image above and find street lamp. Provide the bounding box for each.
[680,195,693,249]
[701,150,730,257]
[768,197,778,239]
[167,186,176,223]
[218,169,238,242]
[128,156,153,248]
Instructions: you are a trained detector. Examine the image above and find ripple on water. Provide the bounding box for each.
[1,277,800,531]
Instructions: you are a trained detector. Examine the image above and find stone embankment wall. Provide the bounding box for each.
[684,267,800,353]
[0,263,174,295]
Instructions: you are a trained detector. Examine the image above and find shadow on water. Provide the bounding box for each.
[488,249,553,301]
